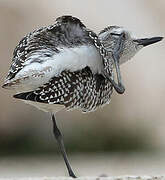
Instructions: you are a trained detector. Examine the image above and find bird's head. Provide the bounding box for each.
[99,26,163,65]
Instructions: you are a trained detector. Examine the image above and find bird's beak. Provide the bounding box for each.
[134,36,163,47]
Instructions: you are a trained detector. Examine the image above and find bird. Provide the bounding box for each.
[2,15,163,178]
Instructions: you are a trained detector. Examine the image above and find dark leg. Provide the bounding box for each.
[104,33,125,94]
[51,113,76,178]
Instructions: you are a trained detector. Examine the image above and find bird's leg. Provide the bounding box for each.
[51,113,76,178]
[104,33,125,94]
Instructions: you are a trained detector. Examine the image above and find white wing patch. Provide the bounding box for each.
[4,45,103,92]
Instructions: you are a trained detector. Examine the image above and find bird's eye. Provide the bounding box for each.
[110,33,121,36]
[111,32,126,39]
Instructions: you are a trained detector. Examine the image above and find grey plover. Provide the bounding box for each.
[2,15,163,177]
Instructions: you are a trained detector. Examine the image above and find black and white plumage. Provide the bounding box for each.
[3,15,114,112]
[2,15,163,178]
[3,16,163,113]
[13,67,112,112]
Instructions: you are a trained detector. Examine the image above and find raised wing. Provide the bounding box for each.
[3,16,106,91]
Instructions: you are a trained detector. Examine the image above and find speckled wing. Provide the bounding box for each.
[13,67,113,112]
[3,16,109,90]
[4,16,114,112]
[6,27,48,81]
[5,20,72,82]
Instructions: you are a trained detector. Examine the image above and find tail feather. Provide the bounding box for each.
[13,91,43,102]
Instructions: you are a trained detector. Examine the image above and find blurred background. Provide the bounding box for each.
[0,0,165,177]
